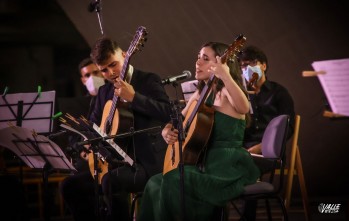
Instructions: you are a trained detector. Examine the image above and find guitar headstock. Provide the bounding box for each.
[127,26,148,57]
[221,34,246,64]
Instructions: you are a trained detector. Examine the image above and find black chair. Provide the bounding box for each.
[230,114,290,221]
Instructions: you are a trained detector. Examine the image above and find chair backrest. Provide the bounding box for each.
[261,114,290,191]
[261,114,290,159]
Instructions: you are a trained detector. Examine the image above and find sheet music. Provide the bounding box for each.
[181,80,198,103]
[312,58,349,117]
[0,126,46,168]
[92,123,134,166]
[0,126,76,171]
[37,134,76,171]
[0,91,56,133]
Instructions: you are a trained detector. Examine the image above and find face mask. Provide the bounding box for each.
[85,75,105,96]
[242,65,263,82]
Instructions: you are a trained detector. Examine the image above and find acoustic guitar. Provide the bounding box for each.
[88,26,148,183]
[163,34,246,175]
[58,113,134,184]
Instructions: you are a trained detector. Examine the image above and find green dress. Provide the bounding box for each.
[138,109,260,221]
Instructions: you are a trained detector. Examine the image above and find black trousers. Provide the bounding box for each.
[60,170,97,221]
[101,164,147,221]
[60,162,148,221]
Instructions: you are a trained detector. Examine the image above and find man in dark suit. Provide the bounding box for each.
[60,36,171,221]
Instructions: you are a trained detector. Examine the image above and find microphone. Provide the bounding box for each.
[161,70,192,85]
[88,0,100,12]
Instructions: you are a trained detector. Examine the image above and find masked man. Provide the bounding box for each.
[239,45,295,221]
[79,57,106,118]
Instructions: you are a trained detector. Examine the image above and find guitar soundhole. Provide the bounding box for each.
[105,120,111,134]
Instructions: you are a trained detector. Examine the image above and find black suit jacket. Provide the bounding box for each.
[89,69,171,177]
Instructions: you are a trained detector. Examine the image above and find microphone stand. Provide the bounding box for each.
[77,126,161,146]
[89,0,104,35]
[88,140,103,221]
[79,126,161,219]
[169,81,186,221]
[71,128,108,220]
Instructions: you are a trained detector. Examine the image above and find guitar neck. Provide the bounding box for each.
[107,55,131,121]
[185,74,216,130]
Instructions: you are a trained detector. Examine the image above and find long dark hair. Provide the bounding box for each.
[197,41,251,126]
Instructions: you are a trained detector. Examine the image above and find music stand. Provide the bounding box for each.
[0,126,76,221]
[0,89,57,202]
[303,58,349,118]
[0,90,56,133]
[180,79,198,103]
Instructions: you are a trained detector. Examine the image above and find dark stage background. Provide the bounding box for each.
[1,0,348,207]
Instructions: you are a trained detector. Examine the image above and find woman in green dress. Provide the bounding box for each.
[137,42,260,221]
